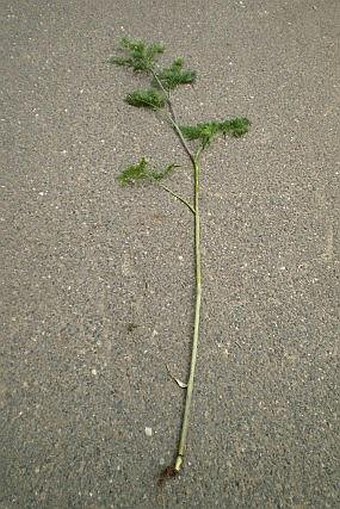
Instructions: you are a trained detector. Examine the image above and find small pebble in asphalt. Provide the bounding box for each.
[145,427,153,437]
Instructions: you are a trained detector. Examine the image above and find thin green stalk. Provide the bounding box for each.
[156,90,204,475]
[159,183,195,214]
[152,63,204,472]
[152,70,195,165]
[174,153,202,473]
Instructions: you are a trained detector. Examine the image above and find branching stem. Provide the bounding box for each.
[152,70,195,165]
[112,40,250,481]
[159,183,195,214]
[153,63,204,473]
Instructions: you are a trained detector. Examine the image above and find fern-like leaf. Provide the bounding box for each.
[109,37,164,71]
[125,89,166,109]
[118,158,177,186]
[180,122,221,147]
[180,117,250,147]
[220,117,251,137]
[153,58,196,91]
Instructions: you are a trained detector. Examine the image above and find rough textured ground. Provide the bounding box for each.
[1,1,339,507]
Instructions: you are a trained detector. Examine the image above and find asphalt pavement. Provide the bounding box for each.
[1,1,339,507]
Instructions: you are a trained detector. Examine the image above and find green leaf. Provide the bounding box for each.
[153,58,197,91]
[125,89,166,109]
[180,122,221,147]
[109,37,164,71]
[180,117,250,147]
[118,158,177,186]
[220,117,251,137]
[150,163,178,181]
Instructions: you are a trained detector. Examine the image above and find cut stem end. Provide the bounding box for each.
[157,455,184,486]
[157,465,179,486]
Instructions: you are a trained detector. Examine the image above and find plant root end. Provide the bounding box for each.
[157,465,179,486]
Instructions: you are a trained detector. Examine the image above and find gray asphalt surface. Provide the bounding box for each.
[1,1,339,507]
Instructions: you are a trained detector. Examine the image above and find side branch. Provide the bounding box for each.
[151,70,195,165]
[159,183,196,214]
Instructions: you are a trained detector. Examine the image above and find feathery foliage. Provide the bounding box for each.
[118,158,176,186]
[109,37,197,103]
[222,117,251,137]
[152,58,196,91]
[180,117,250,147]
[109,37,164,71]
[125,89,166,109]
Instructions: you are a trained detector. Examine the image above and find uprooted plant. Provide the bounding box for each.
[108,38,250,482]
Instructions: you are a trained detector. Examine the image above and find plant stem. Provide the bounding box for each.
[151,70,195,165]
[159,183,196,214]
[152,66,204,475]
[167,106,195,166]
[174,153,202,473]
